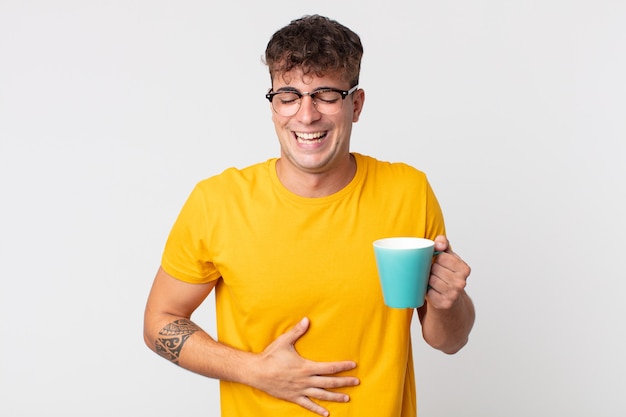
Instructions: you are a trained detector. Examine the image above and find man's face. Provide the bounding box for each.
[269,68,364,176]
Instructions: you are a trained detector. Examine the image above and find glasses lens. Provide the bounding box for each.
[272,92,300,116]
[313,90,343,115]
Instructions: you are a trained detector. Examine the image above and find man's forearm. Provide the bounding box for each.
[421,292,475,354]
[145,316,255,385]
[154,319,202,364]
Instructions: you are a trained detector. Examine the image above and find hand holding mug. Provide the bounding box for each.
[426,235,471,311]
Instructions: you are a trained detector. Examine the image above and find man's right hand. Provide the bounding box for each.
[249,317,360,417]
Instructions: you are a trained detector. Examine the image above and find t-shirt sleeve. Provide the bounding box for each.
[161,183,222,284]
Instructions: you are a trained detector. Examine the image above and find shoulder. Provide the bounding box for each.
[194,159,274,193]
[355,153,427,182]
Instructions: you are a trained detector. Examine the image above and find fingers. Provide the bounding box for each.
[295,378,357,417]
[305,387,350,403]
[428,238,471,309]
[311,360,358,376]
[309,374,360,390]
[295,396,333,417]
[429,264,467,296]
[431,252,471,283]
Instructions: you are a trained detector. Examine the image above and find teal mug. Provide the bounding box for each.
[373,237,440,308]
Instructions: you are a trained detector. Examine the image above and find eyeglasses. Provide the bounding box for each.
[265,85,359,117]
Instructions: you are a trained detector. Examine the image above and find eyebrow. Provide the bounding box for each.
[274,86,339,93]
[275,86,299,93]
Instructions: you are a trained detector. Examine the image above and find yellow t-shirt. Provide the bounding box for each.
[162,153,446,417]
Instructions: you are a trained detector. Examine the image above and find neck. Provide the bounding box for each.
[276,154,356,198]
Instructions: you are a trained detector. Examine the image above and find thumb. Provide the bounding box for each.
[282,317,310,345]
[434,235,450,252]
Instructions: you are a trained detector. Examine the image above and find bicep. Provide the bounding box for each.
[145,266,217,319]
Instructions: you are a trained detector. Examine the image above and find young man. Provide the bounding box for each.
[144,14,475,417]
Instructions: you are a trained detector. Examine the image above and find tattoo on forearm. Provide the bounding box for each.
[155,319,201,365]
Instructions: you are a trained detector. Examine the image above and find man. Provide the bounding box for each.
[144,14,474,417]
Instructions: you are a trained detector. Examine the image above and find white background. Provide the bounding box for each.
[1,1,625,416]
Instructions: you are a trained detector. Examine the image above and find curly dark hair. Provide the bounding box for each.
[264,15,363,87]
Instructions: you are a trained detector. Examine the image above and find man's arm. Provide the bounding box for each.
[143,267,360,416]
[417,236,475,354]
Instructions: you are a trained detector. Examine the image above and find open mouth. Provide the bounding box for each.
[295,131,327,144]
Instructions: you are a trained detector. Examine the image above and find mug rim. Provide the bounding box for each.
[373,237,435,250]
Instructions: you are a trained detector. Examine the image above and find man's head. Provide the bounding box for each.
[264,15,363,87]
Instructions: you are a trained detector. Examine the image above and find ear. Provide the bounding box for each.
[351,89,365,122]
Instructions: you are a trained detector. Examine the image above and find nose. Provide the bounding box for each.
[296,95,321,123]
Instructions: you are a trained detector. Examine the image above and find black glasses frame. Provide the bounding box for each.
[265,85,359,103]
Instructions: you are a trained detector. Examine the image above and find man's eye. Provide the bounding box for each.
[314,91,341,103]
[278,93,299,104]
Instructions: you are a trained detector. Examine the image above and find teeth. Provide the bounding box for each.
[295,132,326,142]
